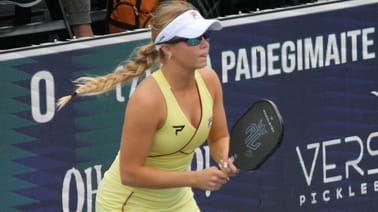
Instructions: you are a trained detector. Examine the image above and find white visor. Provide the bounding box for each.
[154,10,222,50]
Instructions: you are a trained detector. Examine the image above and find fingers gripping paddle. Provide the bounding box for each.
[229,99,284,171]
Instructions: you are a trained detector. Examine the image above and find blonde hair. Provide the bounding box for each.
[57,0,196,110]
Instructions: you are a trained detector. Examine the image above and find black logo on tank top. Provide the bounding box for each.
[172,125,185,135]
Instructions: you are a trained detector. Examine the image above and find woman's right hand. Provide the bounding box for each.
[194,166,229,191]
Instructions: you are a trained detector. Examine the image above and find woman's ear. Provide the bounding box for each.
[160,45,172,60]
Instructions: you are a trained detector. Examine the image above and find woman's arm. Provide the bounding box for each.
[200,67,239,176]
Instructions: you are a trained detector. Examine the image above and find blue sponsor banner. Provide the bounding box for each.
[1,0,377,211]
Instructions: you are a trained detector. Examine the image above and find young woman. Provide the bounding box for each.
[58,1,239,211]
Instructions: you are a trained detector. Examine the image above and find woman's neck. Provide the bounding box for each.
[161,64,196,91]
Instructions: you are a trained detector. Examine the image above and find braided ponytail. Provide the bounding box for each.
[57,42,158,110]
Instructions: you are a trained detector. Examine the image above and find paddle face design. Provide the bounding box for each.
[229,99,284,171]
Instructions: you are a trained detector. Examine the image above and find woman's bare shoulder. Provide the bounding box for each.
[129,75,163,107]
[125,75,166,128]
[198,66,218,81]
[197,66,221,94]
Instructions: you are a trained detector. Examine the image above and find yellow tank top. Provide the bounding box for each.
[96,70,214,211]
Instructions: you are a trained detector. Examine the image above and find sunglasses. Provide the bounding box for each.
[158,31,211,46]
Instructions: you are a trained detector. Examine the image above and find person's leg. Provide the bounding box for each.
[72,23,93,37]
[62,0,93,37]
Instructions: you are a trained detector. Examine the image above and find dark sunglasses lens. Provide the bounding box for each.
[186,38,201,46]
[185,32,211,46]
